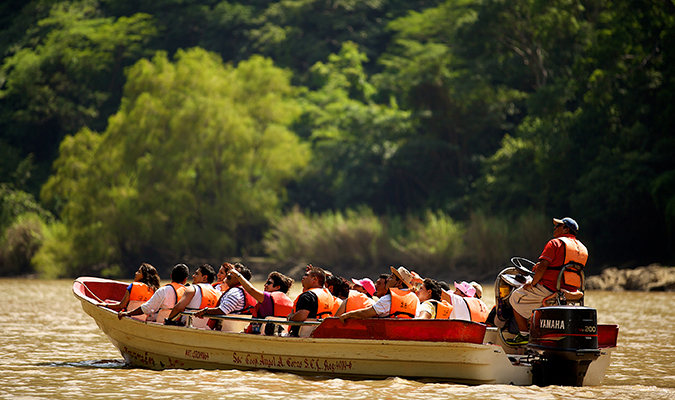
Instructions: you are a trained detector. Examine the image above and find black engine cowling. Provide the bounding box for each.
[528,306,601,386]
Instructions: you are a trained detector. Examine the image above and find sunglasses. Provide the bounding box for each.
[265,280,274,286]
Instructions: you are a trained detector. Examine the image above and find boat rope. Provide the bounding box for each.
[79,281,105,303]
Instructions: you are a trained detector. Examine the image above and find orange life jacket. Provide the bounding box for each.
[197,283,220,308]
[293,287,335,319]
[166,282,186,306]
[463,297,489,323]
[270,291,294,317]
[430,299,453,319]
[332,296,343,316]
[344,290,375,313]
[387,288,418,318]
[129,282,154,302]
[542,236,588,291]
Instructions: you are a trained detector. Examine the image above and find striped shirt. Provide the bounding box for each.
[217,286,246,315]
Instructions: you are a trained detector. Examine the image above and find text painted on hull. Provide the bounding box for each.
[233,352,353,372]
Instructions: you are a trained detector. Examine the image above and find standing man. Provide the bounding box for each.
[508,217,588,344]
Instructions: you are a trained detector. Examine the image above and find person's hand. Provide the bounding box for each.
[195,308,207,318]
[117,311,127,320]
[523,283,533,291]
[221,262,234,272]
[338,314,349,324]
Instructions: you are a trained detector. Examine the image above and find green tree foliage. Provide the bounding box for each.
[290,42,414,212]
[374,0,527,213]
[475,0,675,266]
[0,0,156,195]
[39,48,310,276]
[0,184,54,276]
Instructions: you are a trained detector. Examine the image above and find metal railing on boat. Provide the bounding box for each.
[178,311,321,332]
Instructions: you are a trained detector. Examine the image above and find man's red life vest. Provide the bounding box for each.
[387,288,418,318]
[269,291,294,317]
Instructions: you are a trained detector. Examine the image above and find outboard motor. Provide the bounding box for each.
[528,306,601,386]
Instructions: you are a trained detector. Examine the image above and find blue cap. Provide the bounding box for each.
[553,217,578,233]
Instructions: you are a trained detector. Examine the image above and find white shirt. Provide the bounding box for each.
[372,288,420,317]
[443,291,471,321]
[416,300,436,318]
[185,284,207,309]
[140,285,180,315]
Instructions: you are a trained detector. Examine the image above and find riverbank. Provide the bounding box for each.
[586,264,675,291]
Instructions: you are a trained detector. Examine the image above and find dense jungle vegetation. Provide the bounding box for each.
[1,0,674,281]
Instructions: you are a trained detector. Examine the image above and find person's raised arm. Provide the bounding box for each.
[226,265,265,304]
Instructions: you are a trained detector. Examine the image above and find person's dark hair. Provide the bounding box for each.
[171,264,189,283]
[437,280,450,291]
[139,263,160,291]
[378,273,390,281]
[326,275,350,298]
[233,262,252,281]
[423,278,442,301]
[268,271,294,294]
[197,264,216,284]
[307,266,327,287]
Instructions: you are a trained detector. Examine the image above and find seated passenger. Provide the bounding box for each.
[469,281,483,299]
[118,264,189,322]
[213,263,230,292]
[98,263,160,312]
[415,278,452,319]
[326,275,350,315]
[351,278,376,298]
[287,266,334,336]
[335,278,376,316]
[165,264,219,325]
[194,263,256,321]
[338,266,420,322]
[441,281,490,322]
[373,274,389,298]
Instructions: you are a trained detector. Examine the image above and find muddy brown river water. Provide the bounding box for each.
[1,279,674,399]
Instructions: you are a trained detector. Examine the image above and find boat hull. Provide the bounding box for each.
[84,300,528,384]
[74,277,615,385]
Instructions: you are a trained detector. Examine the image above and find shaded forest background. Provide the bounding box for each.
[1,0,674,282]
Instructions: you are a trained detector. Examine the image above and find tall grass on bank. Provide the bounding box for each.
[264,208,549,280]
